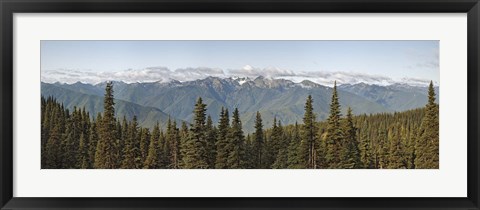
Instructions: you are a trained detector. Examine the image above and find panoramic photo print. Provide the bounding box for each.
[40,40,439,169]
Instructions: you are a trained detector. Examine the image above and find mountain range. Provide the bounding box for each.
[41,76,439,133]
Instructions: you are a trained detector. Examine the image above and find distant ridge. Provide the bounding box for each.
[42,76,438,133]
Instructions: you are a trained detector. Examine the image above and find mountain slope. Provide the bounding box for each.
[338,83,439,111]
[41,82,180,129]
[43,77,400,133]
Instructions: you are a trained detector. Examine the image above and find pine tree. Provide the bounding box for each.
[178,121,189,168]
[61,125,75,168]
[157,130,167,168]
[388,124,406,169]
[166,119,181,169]
[300,95,317,169]
[244,134,255,168]
[88,115,101,169]
[215,107,230,169]
[359,124,374,169]
[117,116,129,166]
[205,115,217,168]
[340,107,362,168]
[272,120,288,169]
[144,123,160,169]
[324,81,343,169]
[253,111,265,168]
[405,124,416,169]
[287,122,303,168]
[375,129,389,169]
[226,108,246,168]
[45,121,62,168]
[94,82,118,169]
[139,128,151,164]
[121,116,142,169]
[266,117,280,167]
[415,81,439,168]
[182,97,209,169]
[115,120,123,167]
[78,133,89,169]
[315,127,327,168]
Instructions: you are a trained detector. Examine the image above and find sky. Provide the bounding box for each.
[41,40,439,86]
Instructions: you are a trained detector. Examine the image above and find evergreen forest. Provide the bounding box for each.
[41,81,439,169]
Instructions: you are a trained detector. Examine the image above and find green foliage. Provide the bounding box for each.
[340,107,362,169]
[226,108,246,168]
[166,119,181,169]
[121,116,142,169]
[94,82,118,169]
[287,123,304,169]
[252,112,265,168]
[181,97,209,169]
[325,81,344,169]
[215,107,230,169]
[41,80,439,169]
[414,81,439,169]
[205,116,217,168]
[144,122,161,169]
[301,95,317,169]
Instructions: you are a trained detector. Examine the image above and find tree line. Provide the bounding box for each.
[41,81,439,169]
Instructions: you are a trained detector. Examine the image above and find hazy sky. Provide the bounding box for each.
[41,40,439,86]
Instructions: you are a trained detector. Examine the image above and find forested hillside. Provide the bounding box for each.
[42,77,438,133]
[41,81,439,169]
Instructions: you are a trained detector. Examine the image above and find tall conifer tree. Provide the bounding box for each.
[340,107,362,168]
[182,97,209,169]
[94,82,118,169]
[121,116,141,169]
[226,108,246,168]
[144,122,161,169]
[215,107,230,169]
[325,81,343,169]
[415,81,439,168]
[287,122,303,168]
[300,95,317,169]
[205,115,217,168]
[253,111,265,168]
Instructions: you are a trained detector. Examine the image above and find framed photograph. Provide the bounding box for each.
[1,0,479,209]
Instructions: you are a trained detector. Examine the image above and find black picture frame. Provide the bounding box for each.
[1,0,479,209]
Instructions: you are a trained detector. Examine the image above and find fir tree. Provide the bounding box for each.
[45,121,62,168]
[244,134,255,168]
[144,123,160,169]
[272,120,288,169]
[301,95,317,169]
[253,111,265,168]
[415,81,439,168]
[324,81,343,169]
[359,124,374,169]
[287,122,304,168]
[375,129,389,169]
[340,107,362,169]
[78,133,89,169]
[167,119,181,169]
[139,127,151,164]
[267,117,280,167]
[94,82,118,169]
[182,97,209,169]
[205,115,217,168]
[388,124,407,169]
[121,116,142,169]
[88,115,101,169]
[226,108,246,168]
[215,107,230,169]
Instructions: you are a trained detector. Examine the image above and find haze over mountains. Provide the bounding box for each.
[41,76,439,133]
